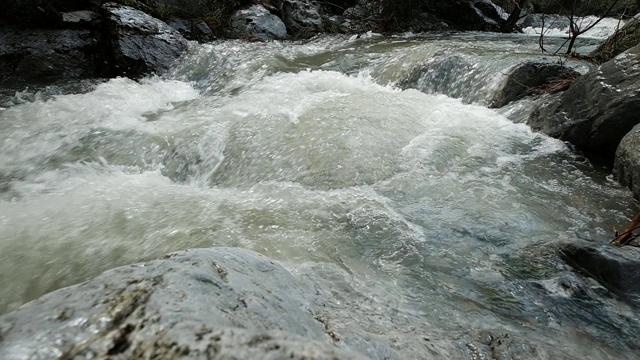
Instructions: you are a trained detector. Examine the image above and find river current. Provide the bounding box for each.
[1,29,639,358]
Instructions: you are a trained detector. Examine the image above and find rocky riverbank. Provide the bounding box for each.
[0,0,508,102]
[2,0,637,88]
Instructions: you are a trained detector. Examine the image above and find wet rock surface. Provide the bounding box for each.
[615,124,640,199]
[168,19,216,42]
[490,61,580,108]
[282,0,325,38]
[61,10,98,26]
[101,2,189,77]
[429,0,504,32]
[0,248,365,360]
[231,5,288,40]
[527,44,640,164]
[0,247,580,360]
[559,242,640,306]
[340,2,380,33]
[0,27,98,85]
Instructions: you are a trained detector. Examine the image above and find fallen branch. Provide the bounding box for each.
[611,212,640,246]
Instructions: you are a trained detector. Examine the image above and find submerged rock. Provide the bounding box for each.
[101,2,189,78]
[0,173,9,193]
[230,5,288,41]
[490,61,580,108]
[527,44,640,163]
[559,242,640,306]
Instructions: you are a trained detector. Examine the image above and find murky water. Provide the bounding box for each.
[1,31,639,358]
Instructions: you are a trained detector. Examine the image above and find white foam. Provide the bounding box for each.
[523,16,624,39]
[0,78,200,170]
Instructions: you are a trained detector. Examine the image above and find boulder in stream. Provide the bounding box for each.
[527,43,640,164]
[0,248,366,359]
[614,124,640,199]
[559,242,640,306]
[0,247,580,359]
[490,61,580,108]
[230,5,288,41]
[101,2,189,78]
[282,0,326,38]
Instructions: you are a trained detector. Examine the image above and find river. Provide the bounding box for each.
[1,29,638,359]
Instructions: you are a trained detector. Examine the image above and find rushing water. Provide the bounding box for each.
[1,31,639,358]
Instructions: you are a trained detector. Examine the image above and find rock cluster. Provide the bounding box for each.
[528,44,640,165]
[1,2,192,87]
[0,0,512,87]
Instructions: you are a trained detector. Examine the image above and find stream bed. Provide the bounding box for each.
[1,31,639,359]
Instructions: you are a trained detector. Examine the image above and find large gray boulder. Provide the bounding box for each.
[282,0,325,37]
[614,124,640,199]
[0,247,580,359]
[527,44,640,163]
[101,2,189,78]
[0,248,365,360]
[490,62,580,108]
[231,5,288,41]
